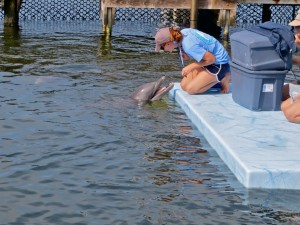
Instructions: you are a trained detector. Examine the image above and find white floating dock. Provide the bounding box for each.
[169,83,300,190]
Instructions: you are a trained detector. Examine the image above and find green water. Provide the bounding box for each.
[0,20,299,225]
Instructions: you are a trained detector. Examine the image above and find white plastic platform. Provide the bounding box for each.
[169,83,300,190]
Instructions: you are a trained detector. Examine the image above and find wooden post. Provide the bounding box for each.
[101,7,115,36]
[190,0,198,28]
[101,0,115,36]
[262,4,271,22]
[223,9,230,40]
[3,0,22,26]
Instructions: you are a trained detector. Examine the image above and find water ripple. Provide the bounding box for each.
[0,20,296,225]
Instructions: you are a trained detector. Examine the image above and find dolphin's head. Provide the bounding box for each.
[131,76,174,102]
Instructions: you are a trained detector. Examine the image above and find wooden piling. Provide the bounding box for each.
[262,4,272,22]
[190,0,198,28]
[223,9,230,39]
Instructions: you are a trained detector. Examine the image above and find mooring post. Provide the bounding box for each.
[100,0,115,36]
[101,7,115,38]
[3,0,22,27]
[190,0,198,28]
[262,4,271,22]
[223,9,230,40]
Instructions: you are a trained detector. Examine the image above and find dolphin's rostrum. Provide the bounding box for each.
[131,76,174,102]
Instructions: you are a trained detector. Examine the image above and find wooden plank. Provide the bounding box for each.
[102,0,236,9]
[102,0,190,9]
[208,0,236,9]
[101,0,300,10]
[237,0,300,4]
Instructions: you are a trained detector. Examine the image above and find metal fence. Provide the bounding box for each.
[236,3,300,25]
[0,0,101,21]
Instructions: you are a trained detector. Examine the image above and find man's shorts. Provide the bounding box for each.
[203,63,231,82]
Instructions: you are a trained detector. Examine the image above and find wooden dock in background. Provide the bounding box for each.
[101,0,300,36]
[1,0,300,32]
[101,0,236,35]
[101,0,235,10]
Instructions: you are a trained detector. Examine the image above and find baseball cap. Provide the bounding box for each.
[154,28,171,52]
[289,10,300,26]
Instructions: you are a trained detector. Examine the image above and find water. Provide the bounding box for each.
[1,20,300,225]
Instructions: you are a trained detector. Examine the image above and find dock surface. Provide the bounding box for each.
[169,83,300,190]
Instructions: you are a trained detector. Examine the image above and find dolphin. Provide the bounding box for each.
[131,76,174,102]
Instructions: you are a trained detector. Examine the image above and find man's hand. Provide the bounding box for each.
[181,63,200,77]
[292,56,300,67]
[295,34,300,46]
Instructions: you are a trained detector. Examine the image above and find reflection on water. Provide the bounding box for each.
[0,20,300,225]
[98,32,112,56]
[2,26,21,49]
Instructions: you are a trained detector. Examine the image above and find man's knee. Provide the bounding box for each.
[180,82,199,95]
[180,80,187,91]
[181,84,196,94]
[281,101,287,111]
[286,114,298,123]
[283,107,299,123]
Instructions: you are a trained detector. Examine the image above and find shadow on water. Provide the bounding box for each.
[0,20,300,225]
[0,24,36,73]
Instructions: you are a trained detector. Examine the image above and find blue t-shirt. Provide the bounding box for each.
[181,28,230,64]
